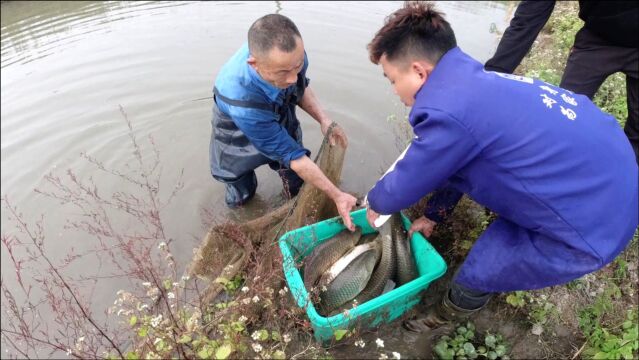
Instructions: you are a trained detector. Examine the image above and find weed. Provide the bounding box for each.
[504,290,557,333]
[578,283,638,359]
[434,322,509,360]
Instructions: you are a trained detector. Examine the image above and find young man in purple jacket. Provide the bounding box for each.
[364,1,638,341]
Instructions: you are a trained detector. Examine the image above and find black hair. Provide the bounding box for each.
[248,14,302,56]
[368,1,456,65]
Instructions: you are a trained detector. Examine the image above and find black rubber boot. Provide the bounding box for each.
[223,172,257,208]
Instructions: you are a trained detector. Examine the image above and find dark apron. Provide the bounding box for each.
[209,72,308,206]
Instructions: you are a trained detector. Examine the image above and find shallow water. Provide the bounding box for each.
[1,0,512,356]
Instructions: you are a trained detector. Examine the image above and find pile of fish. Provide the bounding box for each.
[302,214,418,317]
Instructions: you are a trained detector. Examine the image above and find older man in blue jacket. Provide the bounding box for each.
[211,14,357,230]
[365,2,638,337]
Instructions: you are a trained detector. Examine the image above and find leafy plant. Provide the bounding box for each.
[579,286,638,360]
[215,274,245,293]
[505,291,526,308]
[433,322,509,360]
[504,291,557,327]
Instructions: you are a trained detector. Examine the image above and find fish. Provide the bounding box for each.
[356,232,379,245]
[351,222,396,305]
[317,242,380,315]
[317,241,378,288]
[303,227,362,291]
[392,213,418,286]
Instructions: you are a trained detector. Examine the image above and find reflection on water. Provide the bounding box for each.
[1,0,511,357]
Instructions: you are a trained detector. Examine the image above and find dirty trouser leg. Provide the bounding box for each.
[268,161,304,199]
[214,171,258,208]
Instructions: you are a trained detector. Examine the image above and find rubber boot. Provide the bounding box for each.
[402,290,488,358]
[404,289,487,333]
[223,172,257,208]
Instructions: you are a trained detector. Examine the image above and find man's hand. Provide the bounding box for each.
[289,156,356,230]
[333,191,357,231]
[408,215,437,238]
[366,206,380,229]
[321,121,348,147]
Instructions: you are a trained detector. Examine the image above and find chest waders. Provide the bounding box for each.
[209,73,308,207]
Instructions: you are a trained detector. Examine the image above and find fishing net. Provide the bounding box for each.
[185,123,346,305]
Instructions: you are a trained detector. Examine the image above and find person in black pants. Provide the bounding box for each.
[485,1,639,164]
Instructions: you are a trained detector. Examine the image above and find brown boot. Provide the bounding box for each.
[403,290,485,333]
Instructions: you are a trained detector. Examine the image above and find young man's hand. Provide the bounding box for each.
[366,206,380,229]
[408,215,437,238]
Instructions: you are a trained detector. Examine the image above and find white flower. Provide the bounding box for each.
[181,275,190,282]
[142,282,152,287]
[172,282,179,287]
[241,286,250,293]
[379,354,388,359]
[376,338,385,348]
[147,287,160,298]
[77,336,85,343]
[321,285,327,292]
[158,242,167,250]
[392,352,401,359]
[251,331,260,341]
[66,348,72,356]
[241,297,251,305]
[252,295,260,303]
[251,343,263,353]
[239,315,248,322]
[283,333,292,343]
[167,292,175,299]
[150,314,163,327]
[354,340,366,348]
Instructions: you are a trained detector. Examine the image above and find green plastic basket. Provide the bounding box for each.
[278,208,447,343]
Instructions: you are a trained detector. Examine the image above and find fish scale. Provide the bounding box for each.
[317,246,379,316]
[303,228,362,291]
[317,241,378,288]
[392,213,418,285]
[351,223,396,305]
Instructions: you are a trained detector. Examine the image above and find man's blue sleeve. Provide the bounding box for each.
[223,104,310,167]
[367,108,480,215]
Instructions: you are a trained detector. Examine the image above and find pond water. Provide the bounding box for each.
[1,0,513,356]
